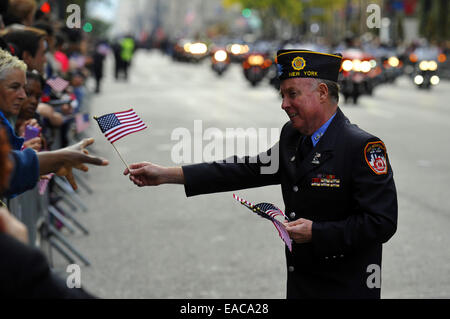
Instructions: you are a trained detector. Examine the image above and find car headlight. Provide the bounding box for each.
[430,75,440,85]
[342,60,353,72]
[214,50,228,62]
[414,75,424,85]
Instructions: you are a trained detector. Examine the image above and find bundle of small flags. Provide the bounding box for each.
[233,194,292,252]
[94,109,147,144]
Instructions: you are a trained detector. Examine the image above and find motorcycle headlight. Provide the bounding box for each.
[352,59,362,72]
[230,44,242,55]
[419,61,429,71]
[214,50,228,62]
[430,75,440,85]
[428,61,438,71]
[361,61,371,73]
[414,75,424,85]
[184,43,192,53]
[190,43,208,55]
[248,55,264,66]
[388,56,400,68]
[342,60,353,72]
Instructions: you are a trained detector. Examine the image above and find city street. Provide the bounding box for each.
[60,50,450,298]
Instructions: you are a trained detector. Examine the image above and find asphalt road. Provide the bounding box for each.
[54,50,450,299]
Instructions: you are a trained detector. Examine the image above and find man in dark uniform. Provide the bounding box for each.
[124,50,398,299]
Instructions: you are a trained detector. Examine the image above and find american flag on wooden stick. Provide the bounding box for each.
[233,194,292,252]
[46,77,69,93]
[94,109,147,144]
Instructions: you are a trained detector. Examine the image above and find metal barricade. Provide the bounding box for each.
[6,87,96,269]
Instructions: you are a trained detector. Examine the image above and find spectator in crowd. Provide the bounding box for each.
[0,47,27,150]
[15,71,46,151]
[92,40,109,94]
[0,0,9,30]
[2,27,47,74]
[54,32,69,74]
[33,21,57,79]
[3,0,37,27]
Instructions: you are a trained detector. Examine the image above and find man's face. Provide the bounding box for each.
[280,78,327,136]
[27,38,47,73]
[0,69,27,117]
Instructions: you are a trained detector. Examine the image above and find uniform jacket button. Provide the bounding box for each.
[293,186,299,192]
[290,156,296,162]
[289,212,296,219]
[288,266,295,272]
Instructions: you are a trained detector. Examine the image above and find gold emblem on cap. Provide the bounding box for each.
[292,57,306,71]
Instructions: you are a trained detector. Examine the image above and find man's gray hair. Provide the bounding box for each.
[315,79,339,104]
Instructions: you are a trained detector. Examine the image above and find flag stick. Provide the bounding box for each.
[111,143,130,171]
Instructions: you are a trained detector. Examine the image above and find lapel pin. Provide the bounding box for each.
[312,152,321,165]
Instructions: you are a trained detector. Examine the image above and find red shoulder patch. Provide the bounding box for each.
[364,141,388,175]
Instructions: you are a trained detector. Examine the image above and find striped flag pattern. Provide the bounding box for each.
[94,109,147,144]
[75,113,90,133]
[46,77,69,93]
[38,173,54,195]
[233,194,292,252]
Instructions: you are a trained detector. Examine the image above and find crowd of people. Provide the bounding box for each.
[0,0,110,297]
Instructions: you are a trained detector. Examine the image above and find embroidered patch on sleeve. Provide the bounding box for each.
[364,141,388,175]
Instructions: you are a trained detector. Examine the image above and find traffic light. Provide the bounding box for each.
[242,8,252,18]
[40,2,51,14]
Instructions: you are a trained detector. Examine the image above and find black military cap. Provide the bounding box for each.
[276,50,342,82]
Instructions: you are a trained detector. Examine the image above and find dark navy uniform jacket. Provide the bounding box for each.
[182,108,398,299]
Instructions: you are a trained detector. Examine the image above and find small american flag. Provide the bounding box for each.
[46,77,69,93]
[94,109,147,144]
[75,113,90,133]
[233,194,292,252]
[38,173,54,195]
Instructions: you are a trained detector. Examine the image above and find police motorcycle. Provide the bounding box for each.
[242,52,272,86]
[227,41,249,63]
[242,41,279,87]
[409,47,441,90]
[374,47,404,85]
[210,47,230,76]
[339,49,378,104]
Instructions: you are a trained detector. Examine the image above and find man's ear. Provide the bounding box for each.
[22,51,33,67]
[317,82,329,103]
